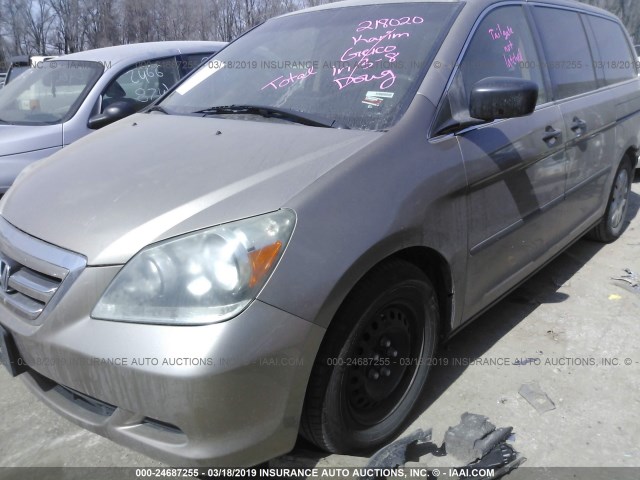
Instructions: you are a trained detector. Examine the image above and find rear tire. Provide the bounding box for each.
[589,157,633,243]
[301,260,439,453]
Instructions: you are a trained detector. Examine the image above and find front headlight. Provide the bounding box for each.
[92,209,295,325]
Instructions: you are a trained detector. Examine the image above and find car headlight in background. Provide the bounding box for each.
[92,209,296,325]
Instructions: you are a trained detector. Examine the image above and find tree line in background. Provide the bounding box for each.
[0,0,638,68]
[0,0,333,65]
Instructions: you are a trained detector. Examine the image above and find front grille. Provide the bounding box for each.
[0,257,62,319]
[0,217,86,322]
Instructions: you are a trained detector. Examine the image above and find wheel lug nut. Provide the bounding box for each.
[388,348,398,358]
[373,353,380,361]
[368,369,380,380]
[381,367,391,377]
[380,337,391,348]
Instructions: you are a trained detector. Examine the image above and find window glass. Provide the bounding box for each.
[0,61,103,125]
[102,57,180,112]
[450,5,547,119]
[161,3,460,131]
[6,65,29,84]
[532,7,598,99]
[586,15,636,86]
[180,53,213,75]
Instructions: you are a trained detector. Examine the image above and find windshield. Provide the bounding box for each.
[161,3,458,131]
[6,65,29,84]
[0,61,103,125]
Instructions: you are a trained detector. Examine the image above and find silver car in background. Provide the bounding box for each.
[0,41,224,194]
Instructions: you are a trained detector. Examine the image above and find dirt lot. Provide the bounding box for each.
[1,176,639,476]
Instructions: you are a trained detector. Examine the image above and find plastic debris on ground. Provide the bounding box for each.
[360,413,525,480]
[518,382,556,413]
[612,268,640,292]
[444,413,512,464]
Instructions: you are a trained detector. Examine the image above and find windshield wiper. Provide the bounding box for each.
[192,104,342,128]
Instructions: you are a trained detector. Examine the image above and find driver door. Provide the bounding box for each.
[450,5,569,318]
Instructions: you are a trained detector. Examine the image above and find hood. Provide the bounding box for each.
[0,123,63,157]
[0,113,379,265]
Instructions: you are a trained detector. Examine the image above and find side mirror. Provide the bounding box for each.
[88,101,137,129]
[469,77,538,122]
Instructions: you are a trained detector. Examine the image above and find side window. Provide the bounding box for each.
[102,57,180,112]
[532,7,598,100]
[451,6,547,117]
[585,15,636,86]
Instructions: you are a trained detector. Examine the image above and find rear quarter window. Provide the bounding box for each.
[532,7,598,100]
[180,53,213,76]
[585,15,636,86]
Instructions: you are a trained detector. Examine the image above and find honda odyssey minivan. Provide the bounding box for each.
[0,0,638,468]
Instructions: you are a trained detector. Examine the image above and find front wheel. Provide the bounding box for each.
[301,260,439,453]
[589,157,633,243]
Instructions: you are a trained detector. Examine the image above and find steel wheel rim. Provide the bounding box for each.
[345,301,425,427]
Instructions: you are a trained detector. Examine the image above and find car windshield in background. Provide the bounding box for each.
[0,61,103,125]
[161,3,459,131]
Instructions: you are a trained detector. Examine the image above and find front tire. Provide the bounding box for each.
[301,260,439,453]
[589,157,633,243]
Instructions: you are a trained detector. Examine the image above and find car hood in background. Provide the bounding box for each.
[0,124,63,157]
[0,113,379,265]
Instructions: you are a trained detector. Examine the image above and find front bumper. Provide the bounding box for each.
[0,226,324,467]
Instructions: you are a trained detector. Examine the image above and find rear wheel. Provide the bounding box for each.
[589,157,633,243]
[301,260,439,453]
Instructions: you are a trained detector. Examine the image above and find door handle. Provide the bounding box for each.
[571,117,587,136]
[542,126,562,145]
